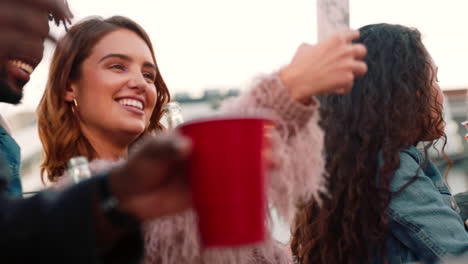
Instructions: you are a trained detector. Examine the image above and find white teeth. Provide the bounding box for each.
[8,60,33,75]
[118,99,144,110]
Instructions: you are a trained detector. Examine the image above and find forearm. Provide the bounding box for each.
[220,73,318,134]
[0,174,143,263]
[220,72,326,222]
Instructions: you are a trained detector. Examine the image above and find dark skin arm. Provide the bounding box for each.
[96,134,192,255]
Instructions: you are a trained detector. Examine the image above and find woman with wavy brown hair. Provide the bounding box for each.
[291,23,468,264]
[37,16,170,181]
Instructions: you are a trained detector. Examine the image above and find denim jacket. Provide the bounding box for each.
[384,146,468,264]
[454,191,468,227]
[0,125,22,198]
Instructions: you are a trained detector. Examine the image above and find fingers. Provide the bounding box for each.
[134,133,192,162]
[334,72,354,94]
[263,125,277,170]
[111,133,193,220]
[330,33,367,94]
[326,30,360,49]
[334,59,366,95]
[335,88,348,94]
[342,30,360,43]
[352,43,367,60]
[48,0,74,27]
[351,60,368,77]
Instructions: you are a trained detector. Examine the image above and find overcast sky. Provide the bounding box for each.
[2,0,468,116]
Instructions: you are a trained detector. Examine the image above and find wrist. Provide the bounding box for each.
[97,175,140,230]
[279,66,302,100]
[279,66,315,104]
[107,165,136,217]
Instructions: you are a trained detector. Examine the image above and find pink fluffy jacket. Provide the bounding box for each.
[54,72,326,264]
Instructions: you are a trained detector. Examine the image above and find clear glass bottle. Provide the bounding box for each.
[68,156,92,183]
[163,101,184,129]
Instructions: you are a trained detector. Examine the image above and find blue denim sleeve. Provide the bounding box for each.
[389,151,468,262]
[0,129,22,198]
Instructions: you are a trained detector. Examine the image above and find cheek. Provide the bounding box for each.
[78,90,110,122]
[77,78,123,116]
[80,82,115,106]
[149,84,158,104]
[79,69,119,97]
[145,86,158,117]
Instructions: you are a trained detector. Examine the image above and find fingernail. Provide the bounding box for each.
[174,136,192,155]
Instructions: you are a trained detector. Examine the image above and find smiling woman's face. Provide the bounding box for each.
[65,28,157,142]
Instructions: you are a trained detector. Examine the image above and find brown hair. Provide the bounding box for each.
[37,16,170,182]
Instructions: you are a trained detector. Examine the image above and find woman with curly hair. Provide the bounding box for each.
[291,23,468,264]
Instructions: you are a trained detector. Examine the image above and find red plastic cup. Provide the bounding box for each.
[178,116,268,248]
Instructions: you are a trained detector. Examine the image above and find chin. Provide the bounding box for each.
[112,119,147,141]
[0,79,23,104]
[121,125,146,137]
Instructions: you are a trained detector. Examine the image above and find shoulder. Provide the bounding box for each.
[394,146,423,177]
[400,146,422,163]
[390,146,436,193]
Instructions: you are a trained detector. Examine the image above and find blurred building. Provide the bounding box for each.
[435,89,468,194]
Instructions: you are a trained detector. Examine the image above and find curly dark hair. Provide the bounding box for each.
[290,23,446,264]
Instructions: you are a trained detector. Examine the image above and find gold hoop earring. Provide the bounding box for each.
[71,98,78,113]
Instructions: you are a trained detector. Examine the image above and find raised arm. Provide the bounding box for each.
[220,30,367,222]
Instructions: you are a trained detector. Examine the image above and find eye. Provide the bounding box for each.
[143,72,155,83]
[109,64,126,71]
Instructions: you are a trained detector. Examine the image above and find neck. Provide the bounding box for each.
[80,125,134,160]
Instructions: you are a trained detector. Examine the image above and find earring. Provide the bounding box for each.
[71,98,78,113]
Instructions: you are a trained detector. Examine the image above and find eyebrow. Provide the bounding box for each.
[98,53,157,71]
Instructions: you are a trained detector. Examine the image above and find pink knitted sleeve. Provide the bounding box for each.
[220,73,326,223]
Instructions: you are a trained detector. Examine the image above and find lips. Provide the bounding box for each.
[117,98,144,110]
[9,60,33,75]
[116,96,146,115]
[4,59,36,90]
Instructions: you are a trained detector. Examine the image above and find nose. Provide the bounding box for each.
[127,70,147,92]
